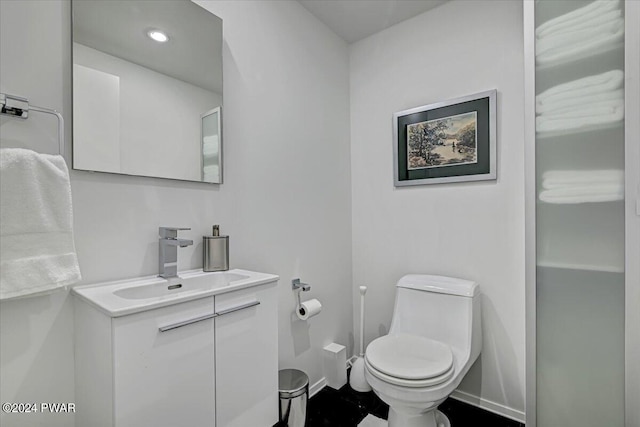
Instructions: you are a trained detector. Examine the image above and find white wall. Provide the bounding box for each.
[349,0,526,420]
[195,0,353,390]
[1,3,76,426]
[0,1,352,426]
[73,43,222,181]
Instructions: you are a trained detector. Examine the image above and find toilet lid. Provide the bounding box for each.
[365,334,453,381]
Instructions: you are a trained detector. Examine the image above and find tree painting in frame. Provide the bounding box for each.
[393,90,496,186]
[407,112,478,169]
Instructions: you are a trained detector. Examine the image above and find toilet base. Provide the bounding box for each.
[388,408,450,427]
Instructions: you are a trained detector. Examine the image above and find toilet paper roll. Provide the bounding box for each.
[297,299,322,320]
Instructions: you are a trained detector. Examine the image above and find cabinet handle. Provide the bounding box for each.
[158,312,218,332]
[157,300,259,332]
[215,300,260,317]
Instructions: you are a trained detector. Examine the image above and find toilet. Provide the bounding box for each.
[364,274,481,427]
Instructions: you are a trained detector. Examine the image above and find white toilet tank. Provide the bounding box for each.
[389,274,481,357]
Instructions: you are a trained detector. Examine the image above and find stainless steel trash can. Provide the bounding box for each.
[278,369,309,427]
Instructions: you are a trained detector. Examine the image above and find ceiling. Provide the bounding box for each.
[73,0,223,94]
[297,0,448,44]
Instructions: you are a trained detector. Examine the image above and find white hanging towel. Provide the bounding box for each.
[0,148,81,299]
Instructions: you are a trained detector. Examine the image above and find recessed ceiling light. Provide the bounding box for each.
[147,29,168,43]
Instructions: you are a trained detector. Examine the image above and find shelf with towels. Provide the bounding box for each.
[535,44,624,98]
[535,130,624,184]
[535,47,625,136]
[534,68,625,137]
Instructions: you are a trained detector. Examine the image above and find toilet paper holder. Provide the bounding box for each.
[292,278,311,308]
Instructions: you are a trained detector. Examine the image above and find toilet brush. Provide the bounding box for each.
[349,285,372,392]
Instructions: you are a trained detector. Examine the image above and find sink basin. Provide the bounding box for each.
[72,269,279,317]
[113,272,249,300]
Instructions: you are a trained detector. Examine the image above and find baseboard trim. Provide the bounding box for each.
[309,376,525,423]
[309,377,327,398]
[311,356,359,398]
[450,390,525,424]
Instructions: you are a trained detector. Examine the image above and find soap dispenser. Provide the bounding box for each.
[203,225,229,272]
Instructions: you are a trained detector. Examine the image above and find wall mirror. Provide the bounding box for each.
[71,0,223,184]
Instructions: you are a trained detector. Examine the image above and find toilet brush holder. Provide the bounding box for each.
[350,286,371,392]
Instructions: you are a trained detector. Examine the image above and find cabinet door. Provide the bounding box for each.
[113,297,216,427]
[215,282,278,427]
[531,1,627,426]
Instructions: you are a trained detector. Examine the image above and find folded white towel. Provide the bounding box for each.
[536,99,624,134]
[537,89,623,115]
[536,10,621,47]
[536,0,621,39]
[536,21,624,66]
[536,17,624,56]
[542,98,623,118]
[537,70,624,106]
[0,148,81,299]
[539,185,624,204]
[537,8,622,43]
[542,169,624,189]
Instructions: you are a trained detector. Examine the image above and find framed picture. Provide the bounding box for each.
[393,89,496,186]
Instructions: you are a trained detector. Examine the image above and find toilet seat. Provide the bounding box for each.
[365,333,454,388]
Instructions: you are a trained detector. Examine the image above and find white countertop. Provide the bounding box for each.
[72,268,279,317]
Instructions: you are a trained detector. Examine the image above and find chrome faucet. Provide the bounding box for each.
[159,227,193,278]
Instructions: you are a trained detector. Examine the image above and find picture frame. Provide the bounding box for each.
[393,89,497,186]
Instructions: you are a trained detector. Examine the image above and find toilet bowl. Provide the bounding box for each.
[364,275,481,427]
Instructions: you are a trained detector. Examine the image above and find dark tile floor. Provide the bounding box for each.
[277,382,525,427]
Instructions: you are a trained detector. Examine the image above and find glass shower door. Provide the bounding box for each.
[534,1,625,426]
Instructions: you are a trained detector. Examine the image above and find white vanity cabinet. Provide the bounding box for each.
[73,271,278,427]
